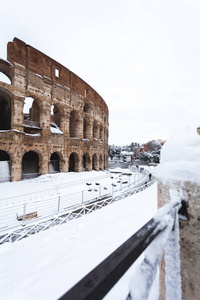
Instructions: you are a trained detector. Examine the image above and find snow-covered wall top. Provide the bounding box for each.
[157,128,200,184]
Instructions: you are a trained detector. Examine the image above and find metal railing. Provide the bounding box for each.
[58,200,182,300]
[0,173,111,207]
[0,172,148,235]
[0,176,155,245]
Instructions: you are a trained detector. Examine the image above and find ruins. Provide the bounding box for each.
[0,38,109,181]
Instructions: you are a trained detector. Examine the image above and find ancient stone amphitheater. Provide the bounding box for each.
[0,38,109,182]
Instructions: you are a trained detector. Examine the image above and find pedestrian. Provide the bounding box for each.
[149,173,152,181]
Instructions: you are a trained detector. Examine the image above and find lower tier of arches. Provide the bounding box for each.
[0,148,108,182]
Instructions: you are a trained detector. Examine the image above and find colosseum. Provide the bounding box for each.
[0,38,109,182]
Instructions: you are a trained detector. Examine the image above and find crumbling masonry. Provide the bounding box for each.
[0,38,109,181]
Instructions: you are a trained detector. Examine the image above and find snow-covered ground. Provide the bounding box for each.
[0,167,158,300]
[0,168,150,235]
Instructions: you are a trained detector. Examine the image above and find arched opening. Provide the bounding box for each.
[99,125,103,141]
[0,59,14,84]
[50,104,63,134]
[99,154,103,170]
[51,104,60,127]
[0,150,11,182]
[0,90,11,130]
[82,153,90,171]
[22,151,39,180]
[83,103,90,114]
[83,116,90,139]
[92,154,98,170]
[69,152,79,172]
[23,97,40,133]
[50,152,60,174]
[70,110,78,138]
[82,154,86,171]
[0,72,11,84]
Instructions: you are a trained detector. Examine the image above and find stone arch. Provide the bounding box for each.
[50,152,60,173]
[82,153,90,171]
[70,110,79,137]
[83,115,90,139]
[69,152,79,172]
[0,150,11,182]
[0,88,12,130]
[22,151,40,179]
[83,102,90,114]
[0,73,11,85]
[0,59,14,83]
[92,153,98,170]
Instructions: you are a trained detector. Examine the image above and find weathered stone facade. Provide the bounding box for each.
[0,38,109,181]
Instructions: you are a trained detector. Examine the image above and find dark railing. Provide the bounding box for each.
[59,201,183,300]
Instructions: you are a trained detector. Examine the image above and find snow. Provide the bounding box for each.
[0,170,158,300]
[127,192,182,300]
[165,207,181,300]
[50,126,63,135]
[157,128,200,184]
[128,214,173,300]
[0,171,108,200]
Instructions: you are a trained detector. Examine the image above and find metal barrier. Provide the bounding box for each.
[0,177,155,244]
[58,200,182,300]
[0,172,148,235]
[0,173,111,207]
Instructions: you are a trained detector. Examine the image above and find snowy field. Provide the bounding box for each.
[0,168,151,235]
[0,167,158,300]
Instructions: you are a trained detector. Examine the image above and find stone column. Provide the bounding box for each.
[12,95,25,131]
[11,153,22,181]
[59,151,68,173]
[40,107,51,135]
[88,120,93,140]
[39,153,49,176]
[61,111,70,137]
[77,115,83,139]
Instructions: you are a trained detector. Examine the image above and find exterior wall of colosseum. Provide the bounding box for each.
[0,38,109,182]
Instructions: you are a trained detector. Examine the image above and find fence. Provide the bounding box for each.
[58,199,182,300]
[0,174,153,244]
[0,173,111,207]
[0,171,148,235]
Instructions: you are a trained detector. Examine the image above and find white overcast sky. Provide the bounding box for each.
[1,0,200,145]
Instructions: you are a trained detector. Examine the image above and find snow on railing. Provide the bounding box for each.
[58,200,182,300]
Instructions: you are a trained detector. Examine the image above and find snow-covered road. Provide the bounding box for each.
[0,175,157,300]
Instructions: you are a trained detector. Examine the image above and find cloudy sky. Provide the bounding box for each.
[1,0,200,145]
